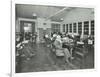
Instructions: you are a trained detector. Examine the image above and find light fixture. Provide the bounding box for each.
[32,13,37,19]
[32,13,37,17]
[60,18,64,21]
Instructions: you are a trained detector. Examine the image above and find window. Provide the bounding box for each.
[51,24,60,32]
[66,24,68,33]
[73,23,76,33]
[78,22,82,34]
[56,24,60,32]
[69,24,72,32]
[23,22,32,32]
[91,20,94,35]
[84,21,89,35]
[63,24,65,32]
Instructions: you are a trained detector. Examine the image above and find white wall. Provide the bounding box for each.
[62,8,94,24]
[37,18,51,29]
[15,19,20,32]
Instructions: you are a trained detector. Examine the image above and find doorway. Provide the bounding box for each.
[20,21,35,40]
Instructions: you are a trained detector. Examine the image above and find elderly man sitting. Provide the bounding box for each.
[54,34,71,63]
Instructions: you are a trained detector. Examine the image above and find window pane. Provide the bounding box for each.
[84,21,89,35]
[78,22,82,35]
[91,20,94,35]
[73,23,76,33]
[69,24,72,32]
[51,23,60,33]
[63,24,65,32]
[66,24,68,33]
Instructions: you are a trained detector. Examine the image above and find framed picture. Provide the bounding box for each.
[11,0,95,77]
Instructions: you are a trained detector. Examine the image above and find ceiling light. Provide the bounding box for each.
[32,13,37,17]
[60,18,64,21]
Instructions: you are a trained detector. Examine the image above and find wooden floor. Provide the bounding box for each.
[16,43,94,73]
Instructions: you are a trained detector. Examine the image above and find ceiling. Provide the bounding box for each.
[16,4,73,22]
